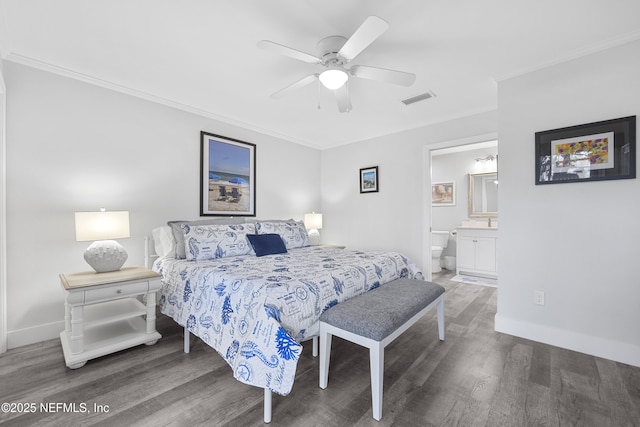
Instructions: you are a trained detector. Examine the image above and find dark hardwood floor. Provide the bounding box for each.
[1,271,639,426]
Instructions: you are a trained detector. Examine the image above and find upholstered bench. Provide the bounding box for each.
[319,278,445,421]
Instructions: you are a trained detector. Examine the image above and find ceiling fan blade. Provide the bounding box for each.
[270,74,319,99]
[257,40,321,64]
[338,16,389,63]
[334,84,352,113]
[350,65,416,87]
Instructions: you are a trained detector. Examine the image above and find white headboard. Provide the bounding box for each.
[144,236,158,269]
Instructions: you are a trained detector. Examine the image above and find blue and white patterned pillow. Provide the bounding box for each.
[169,217,246,259]
[255,220,310,249]
[182,223,256,261]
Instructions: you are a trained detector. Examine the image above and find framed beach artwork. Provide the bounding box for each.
[432,181,455,206]
[535,116,636,185]
[200,131,256,216]
[360,166,379,193]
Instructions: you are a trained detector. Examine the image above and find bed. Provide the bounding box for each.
[150,218,424,421]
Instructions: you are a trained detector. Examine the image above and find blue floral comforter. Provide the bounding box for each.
[155,246,423,395]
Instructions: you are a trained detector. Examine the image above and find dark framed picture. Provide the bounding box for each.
[360,166,379,193]
[200,131,256,216]
[535,116,636,185]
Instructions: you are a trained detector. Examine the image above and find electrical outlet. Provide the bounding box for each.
[534,290,545,305]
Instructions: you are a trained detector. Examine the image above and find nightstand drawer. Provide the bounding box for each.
[84,281,149,303]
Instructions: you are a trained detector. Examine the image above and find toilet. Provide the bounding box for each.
[432,231,450,273]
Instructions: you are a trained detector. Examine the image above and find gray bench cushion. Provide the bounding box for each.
[319,279,445,341]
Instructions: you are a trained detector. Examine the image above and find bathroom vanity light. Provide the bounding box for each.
[75,209,130,273]
[474,154,497,163]
[474,154,498,172]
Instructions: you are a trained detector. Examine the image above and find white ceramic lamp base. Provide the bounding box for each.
[84,240,128,273]
[308,229,320,246]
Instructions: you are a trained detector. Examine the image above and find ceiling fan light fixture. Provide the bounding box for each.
[319,68,348,90]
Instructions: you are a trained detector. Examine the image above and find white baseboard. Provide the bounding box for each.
[495,314,640,368]
[7,320,64,349]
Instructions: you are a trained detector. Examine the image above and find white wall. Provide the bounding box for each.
[320,110,498,272]
[496,39,640,366]
[4,61,321,348]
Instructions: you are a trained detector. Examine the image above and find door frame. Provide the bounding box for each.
[422,132,498,281]
[0,71,6,353]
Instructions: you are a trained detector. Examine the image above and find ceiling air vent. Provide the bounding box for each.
[402,91,436,106]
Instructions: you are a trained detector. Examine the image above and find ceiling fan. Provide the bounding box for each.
[257,16,416,113]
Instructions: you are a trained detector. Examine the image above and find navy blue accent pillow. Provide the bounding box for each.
[247,233,288,257]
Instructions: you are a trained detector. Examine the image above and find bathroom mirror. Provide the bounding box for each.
[468,172,498,217]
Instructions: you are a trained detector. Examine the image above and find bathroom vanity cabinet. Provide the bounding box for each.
[456,227,497,278]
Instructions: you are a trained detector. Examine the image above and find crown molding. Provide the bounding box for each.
[495,29,640,82]
[4,52,322,150]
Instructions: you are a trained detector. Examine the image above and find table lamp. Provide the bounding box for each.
[75,209,130,273]
[304,212,323,246]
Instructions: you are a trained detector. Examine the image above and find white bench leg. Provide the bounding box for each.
[264,388,272,423]
[184,326,190,353]
[319,326,332,389]
[437,297,445,341]
[312,335,318,357]
[370,341,384,421]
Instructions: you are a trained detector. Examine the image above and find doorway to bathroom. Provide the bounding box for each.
[426,137,498,284]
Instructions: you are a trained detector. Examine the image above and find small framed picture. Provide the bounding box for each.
[432,181,455,206]
[360,166,379,193]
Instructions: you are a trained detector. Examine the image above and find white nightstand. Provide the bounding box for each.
[59,266,162,369]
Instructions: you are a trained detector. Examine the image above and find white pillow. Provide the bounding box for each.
[182,223,256,261]
[255,220,310,249]
[152,226,175,259]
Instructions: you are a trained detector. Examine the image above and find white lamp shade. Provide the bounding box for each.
[75,211,130,242]
[304,212,323,230]
[319,69,348,90]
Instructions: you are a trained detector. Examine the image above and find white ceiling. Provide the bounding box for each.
[2,0,640,149]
